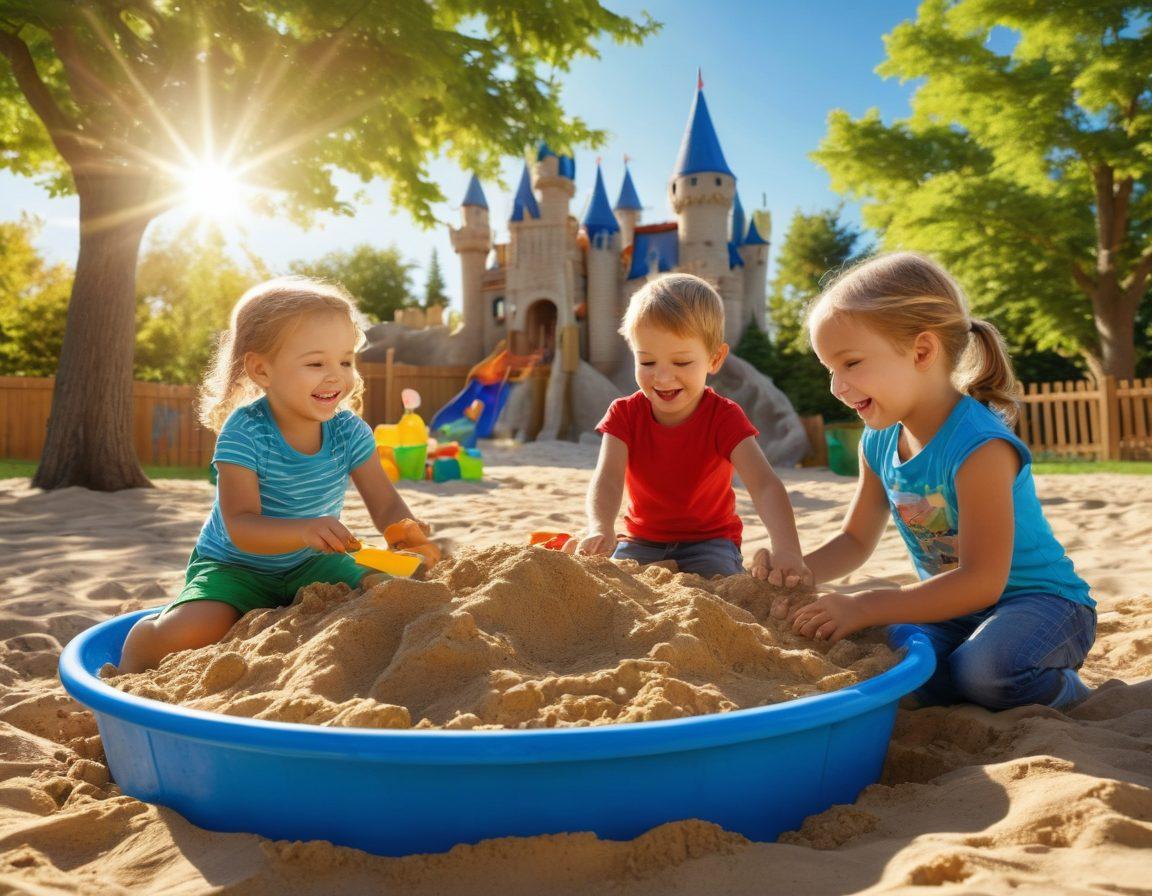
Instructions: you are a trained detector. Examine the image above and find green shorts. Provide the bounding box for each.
[166,549,374,616]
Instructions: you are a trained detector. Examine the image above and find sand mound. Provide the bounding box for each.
[107,545,897,729]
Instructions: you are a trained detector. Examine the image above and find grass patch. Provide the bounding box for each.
[1033,459,1152,475]
[0,459,210,481]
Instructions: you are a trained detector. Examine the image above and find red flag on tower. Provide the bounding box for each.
[697,68,704,90]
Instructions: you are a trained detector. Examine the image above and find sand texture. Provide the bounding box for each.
[1,439,1149,894]
[107,545,894,729]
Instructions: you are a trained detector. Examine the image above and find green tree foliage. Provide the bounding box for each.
[813,0,1152,381]
[290,244,414,325]
[423,248,448,310]
[134,223,267,384]
[0,215,71,376]
[769,207,870,353]
[0,2,658,489]
[737,208,867,422]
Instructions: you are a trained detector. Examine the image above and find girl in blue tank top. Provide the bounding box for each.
[766,252,1095,712]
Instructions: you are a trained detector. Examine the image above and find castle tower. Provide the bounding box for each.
[449,173,492,363]
[583,163,622,376]
[669,81,736,289]
[534,142,576,226]
[614,163,642,250]
[739,211,770,333]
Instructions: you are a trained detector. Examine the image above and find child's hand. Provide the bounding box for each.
[301,516,356,553]
[751,548,813,589]
[384,518,440,570]
[791,591,872,644]
[575,531,615,556]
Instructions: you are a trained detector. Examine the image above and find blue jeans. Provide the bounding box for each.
[611,537,745,577]
[890,592,1096,711]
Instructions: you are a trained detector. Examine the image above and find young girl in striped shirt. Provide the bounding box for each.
[120,277,430,672]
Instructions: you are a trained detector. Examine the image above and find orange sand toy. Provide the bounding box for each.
[383,519,442,569]
[529,531,576,552]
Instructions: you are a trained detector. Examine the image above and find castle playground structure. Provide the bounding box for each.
[361,82,809,465]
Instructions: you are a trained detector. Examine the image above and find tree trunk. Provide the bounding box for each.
[1090,287,1138,382]
[32,174,155,491]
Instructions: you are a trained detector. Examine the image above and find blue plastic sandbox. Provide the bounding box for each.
[59,609,934,856]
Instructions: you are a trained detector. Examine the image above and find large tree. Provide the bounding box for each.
[423,247,447,310]
[290,243,413,324]
[813,0,1152,381]
[0,2,656,490]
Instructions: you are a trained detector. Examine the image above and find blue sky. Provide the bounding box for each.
[1,0,924,308]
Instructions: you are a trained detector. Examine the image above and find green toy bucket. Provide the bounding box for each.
[394,444,428,481]
[825,424,864,476]
[458,449,483,481]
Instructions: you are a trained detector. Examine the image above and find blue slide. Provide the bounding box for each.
[429,378,510,447]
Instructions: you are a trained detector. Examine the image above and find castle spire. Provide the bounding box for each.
[744,214,769,246]
[509,162,540,222]
[674,81,734,177]
[461,173,487,209]
[615,163,642,211]
[582,163,620,244]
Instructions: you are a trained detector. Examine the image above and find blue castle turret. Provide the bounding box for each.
[582,165,620,248]
[461,173,488,209]
[510,163,540,221]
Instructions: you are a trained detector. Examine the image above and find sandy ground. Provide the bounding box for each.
[0,439,1149,895]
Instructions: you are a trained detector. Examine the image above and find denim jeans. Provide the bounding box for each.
[611,537,745,578]
[889,591,1096,711]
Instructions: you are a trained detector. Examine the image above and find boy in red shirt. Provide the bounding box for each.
[576,273,811,583]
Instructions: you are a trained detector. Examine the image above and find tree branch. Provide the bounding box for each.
[50,24,119,140]
[1092,164,1115,274]
[0,27,84,165]
[1121,242,1152,306]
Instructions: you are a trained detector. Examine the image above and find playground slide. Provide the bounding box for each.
[430,347,517,441]
[430,376,509,442]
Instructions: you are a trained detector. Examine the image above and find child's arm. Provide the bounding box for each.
[577,433,627,555]
[349,454,423,539]
[803,444,891,584]
[792,439,1020,643]
[218,462,358,553]
[731,437,810,586]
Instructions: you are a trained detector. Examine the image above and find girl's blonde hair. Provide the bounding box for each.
[619,273,725,355]
[809,252,1022,423]
[199,276,366,432]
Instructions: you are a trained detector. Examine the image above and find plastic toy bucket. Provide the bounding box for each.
[60,610,934,857]
[825,424,864,476]
[393,444,427,481]
[458,449,483,481]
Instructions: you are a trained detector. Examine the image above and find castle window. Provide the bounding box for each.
[671,182,676,194]
[492,297,505,323]
[690,176,698,186]
[715,177,722,186]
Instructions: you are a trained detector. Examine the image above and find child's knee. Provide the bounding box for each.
[948,646,1035,710]
[120,602,239,673]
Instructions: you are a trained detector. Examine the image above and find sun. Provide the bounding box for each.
[179,161,247,219]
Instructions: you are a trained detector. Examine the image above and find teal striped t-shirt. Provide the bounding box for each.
[196,396,377,573]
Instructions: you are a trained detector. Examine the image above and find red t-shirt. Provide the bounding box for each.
[596,388,758,546]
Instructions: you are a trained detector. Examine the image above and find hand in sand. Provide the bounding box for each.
[301,516,357,553]
[751,548,814,617]
[575,531,615,556]
[790,591,872,644]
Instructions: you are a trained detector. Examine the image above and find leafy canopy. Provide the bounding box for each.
[813,0,1152,374]
[0,1,659,225]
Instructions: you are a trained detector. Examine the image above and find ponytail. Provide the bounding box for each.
[961,318,1022,425]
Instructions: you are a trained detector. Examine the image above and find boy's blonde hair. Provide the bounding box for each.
[808,251,1022,423]
[619,273,725,354]
[199,276,366,432]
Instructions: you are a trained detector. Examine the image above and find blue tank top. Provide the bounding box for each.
[861,395,1093,608]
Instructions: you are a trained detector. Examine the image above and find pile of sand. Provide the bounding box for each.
[108,545,896,728]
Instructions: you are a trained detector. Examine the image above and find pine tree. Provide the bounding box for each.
[423,249,448,310]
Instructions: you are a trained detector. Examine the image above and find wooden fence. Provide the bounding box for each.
[1015,376,1152,461]
[0,376,217,467]
[4,372,1150,466]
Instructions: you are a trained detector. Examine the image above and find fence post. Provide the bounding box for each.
[1099,375,1120,460]
[384,348,395,424]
